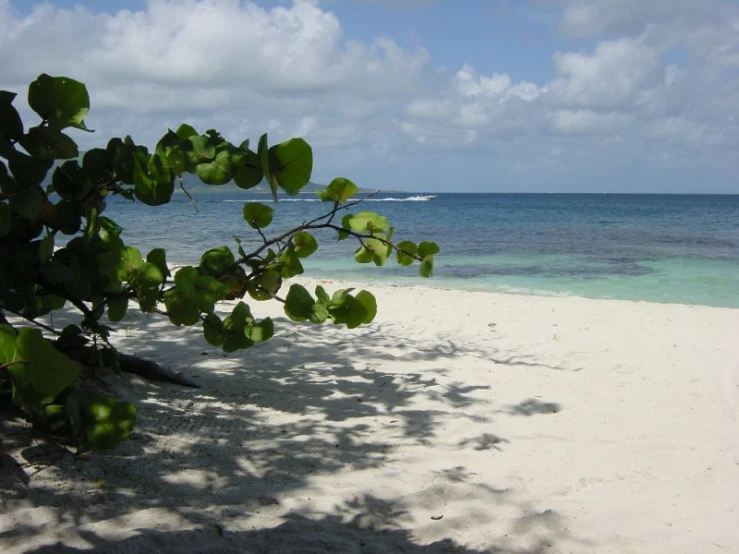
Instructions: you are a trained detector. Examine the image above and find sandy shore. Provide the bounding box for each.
[2,278,738,553]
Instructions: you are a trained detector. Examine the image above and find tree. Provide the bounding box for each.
[0,74,439,451]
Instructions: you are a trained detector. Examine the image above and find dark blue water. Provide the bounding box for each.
[105,193,739,307]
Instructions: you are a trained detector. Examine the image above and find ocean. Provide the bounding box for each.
[105,192,739,308]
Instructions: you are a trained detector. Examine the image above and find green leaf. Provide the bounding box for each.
[293,231,318,258]
[355,238,388,266]
[175,123,198,140]
[258,134,277,201]
[27,74,91,131]
[0,90,23,142]
[418,241,440,257]
[11,328,80,397]
[8,151,53,187]
[247,268,282,301]
[315,285,330,305]
[346,211,389,233]
[163,289,199,326]
[133,152,174,206]
[199,246,235,277]
[147,248,171,278]
[19,127,78,159]
[0,202,10,237]
[130,262,164,312]
[232,150,263,190]
[329,295,368,329]
[355,290,377,324]
[277,248,304,278]
[0,324,17,365]
[115,246,143,281]
[316,177,359,203]
[108,296,128,322]
[284,284,316,323]
[243,202,274,229]
[420,255,434,278]
[396,240,417,266]
[269,138,313,196]
[85,397,137,450]
[185,135,215,165]
[220,302,255,352]
[9,182,45,220]
[246,318,274,343]
[196,149,232,185]
[203,313,225,347]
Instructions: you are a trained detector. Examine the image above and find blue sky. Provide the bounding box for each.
[2,0,738,192]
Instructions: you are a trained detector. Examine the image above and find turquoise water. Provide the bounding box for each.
[106,193,739,308]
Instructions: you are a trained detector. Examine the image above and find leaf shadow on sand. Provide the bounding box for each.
[1,310,589,553]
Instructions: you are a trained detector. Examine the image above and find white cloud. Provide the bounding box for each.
[549,37,663,108]
[552,0,714,39]
[0,0,427,147]
[547,109,633,135]
[0,0,737,191]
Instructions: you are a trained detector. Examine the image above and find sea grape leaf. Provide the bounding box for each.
[199,246,235,276]
[0,324,17,365]
[0,90,23,142]
[269,138,313,196]
[147,248,171,278]
[243,202,274,229]
[203,313,225,347]
[27,74,91,131]
[246,317,274,342]
[11,328,80,397]
[258,134,277,201]
[85,396,137,450]
[247,268,282,301]
[329,295,368,329]
[19,127,79,159]
[355,290,377,324]
[396,240,417,266]
[420,255,434,278]
[345,211,389,233]
[232,150,263,190]
[355,238,388,266]
[175,123,198,140]
[418,241,440,257]
[107,296,128,322]
[316,177,359,203]
[293,231,317,258]
[284,284,315,322]
[196,149,232,185]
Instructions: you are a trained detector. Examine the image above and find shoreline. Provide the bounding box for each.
[2,276,739,553]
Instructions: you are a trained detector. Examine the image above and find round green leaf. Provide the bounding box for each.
[355,290,377,324]
[108,296,128,323]
[19,127,79,159]
[316,177,359,203]
[199,246,235,276]
[293,231,318,258]
[28,74,91,131]
[85,397,137,450]
[196,149,232,185]
[269,138,313,196]
[396,240,417,266]
[243,202,274,229]
[418,241,440,257]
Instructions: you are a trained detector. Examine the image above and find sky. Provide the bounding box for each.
[1,0,738,193]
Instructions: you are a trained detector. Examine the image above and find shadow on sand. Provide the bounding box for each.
[1,309,580,553]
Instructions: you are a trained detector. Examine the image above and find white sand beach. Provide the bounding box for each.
[2,278,738,553]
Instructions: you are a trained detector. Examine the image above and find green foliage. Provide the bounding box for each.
[0,74,439,452]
